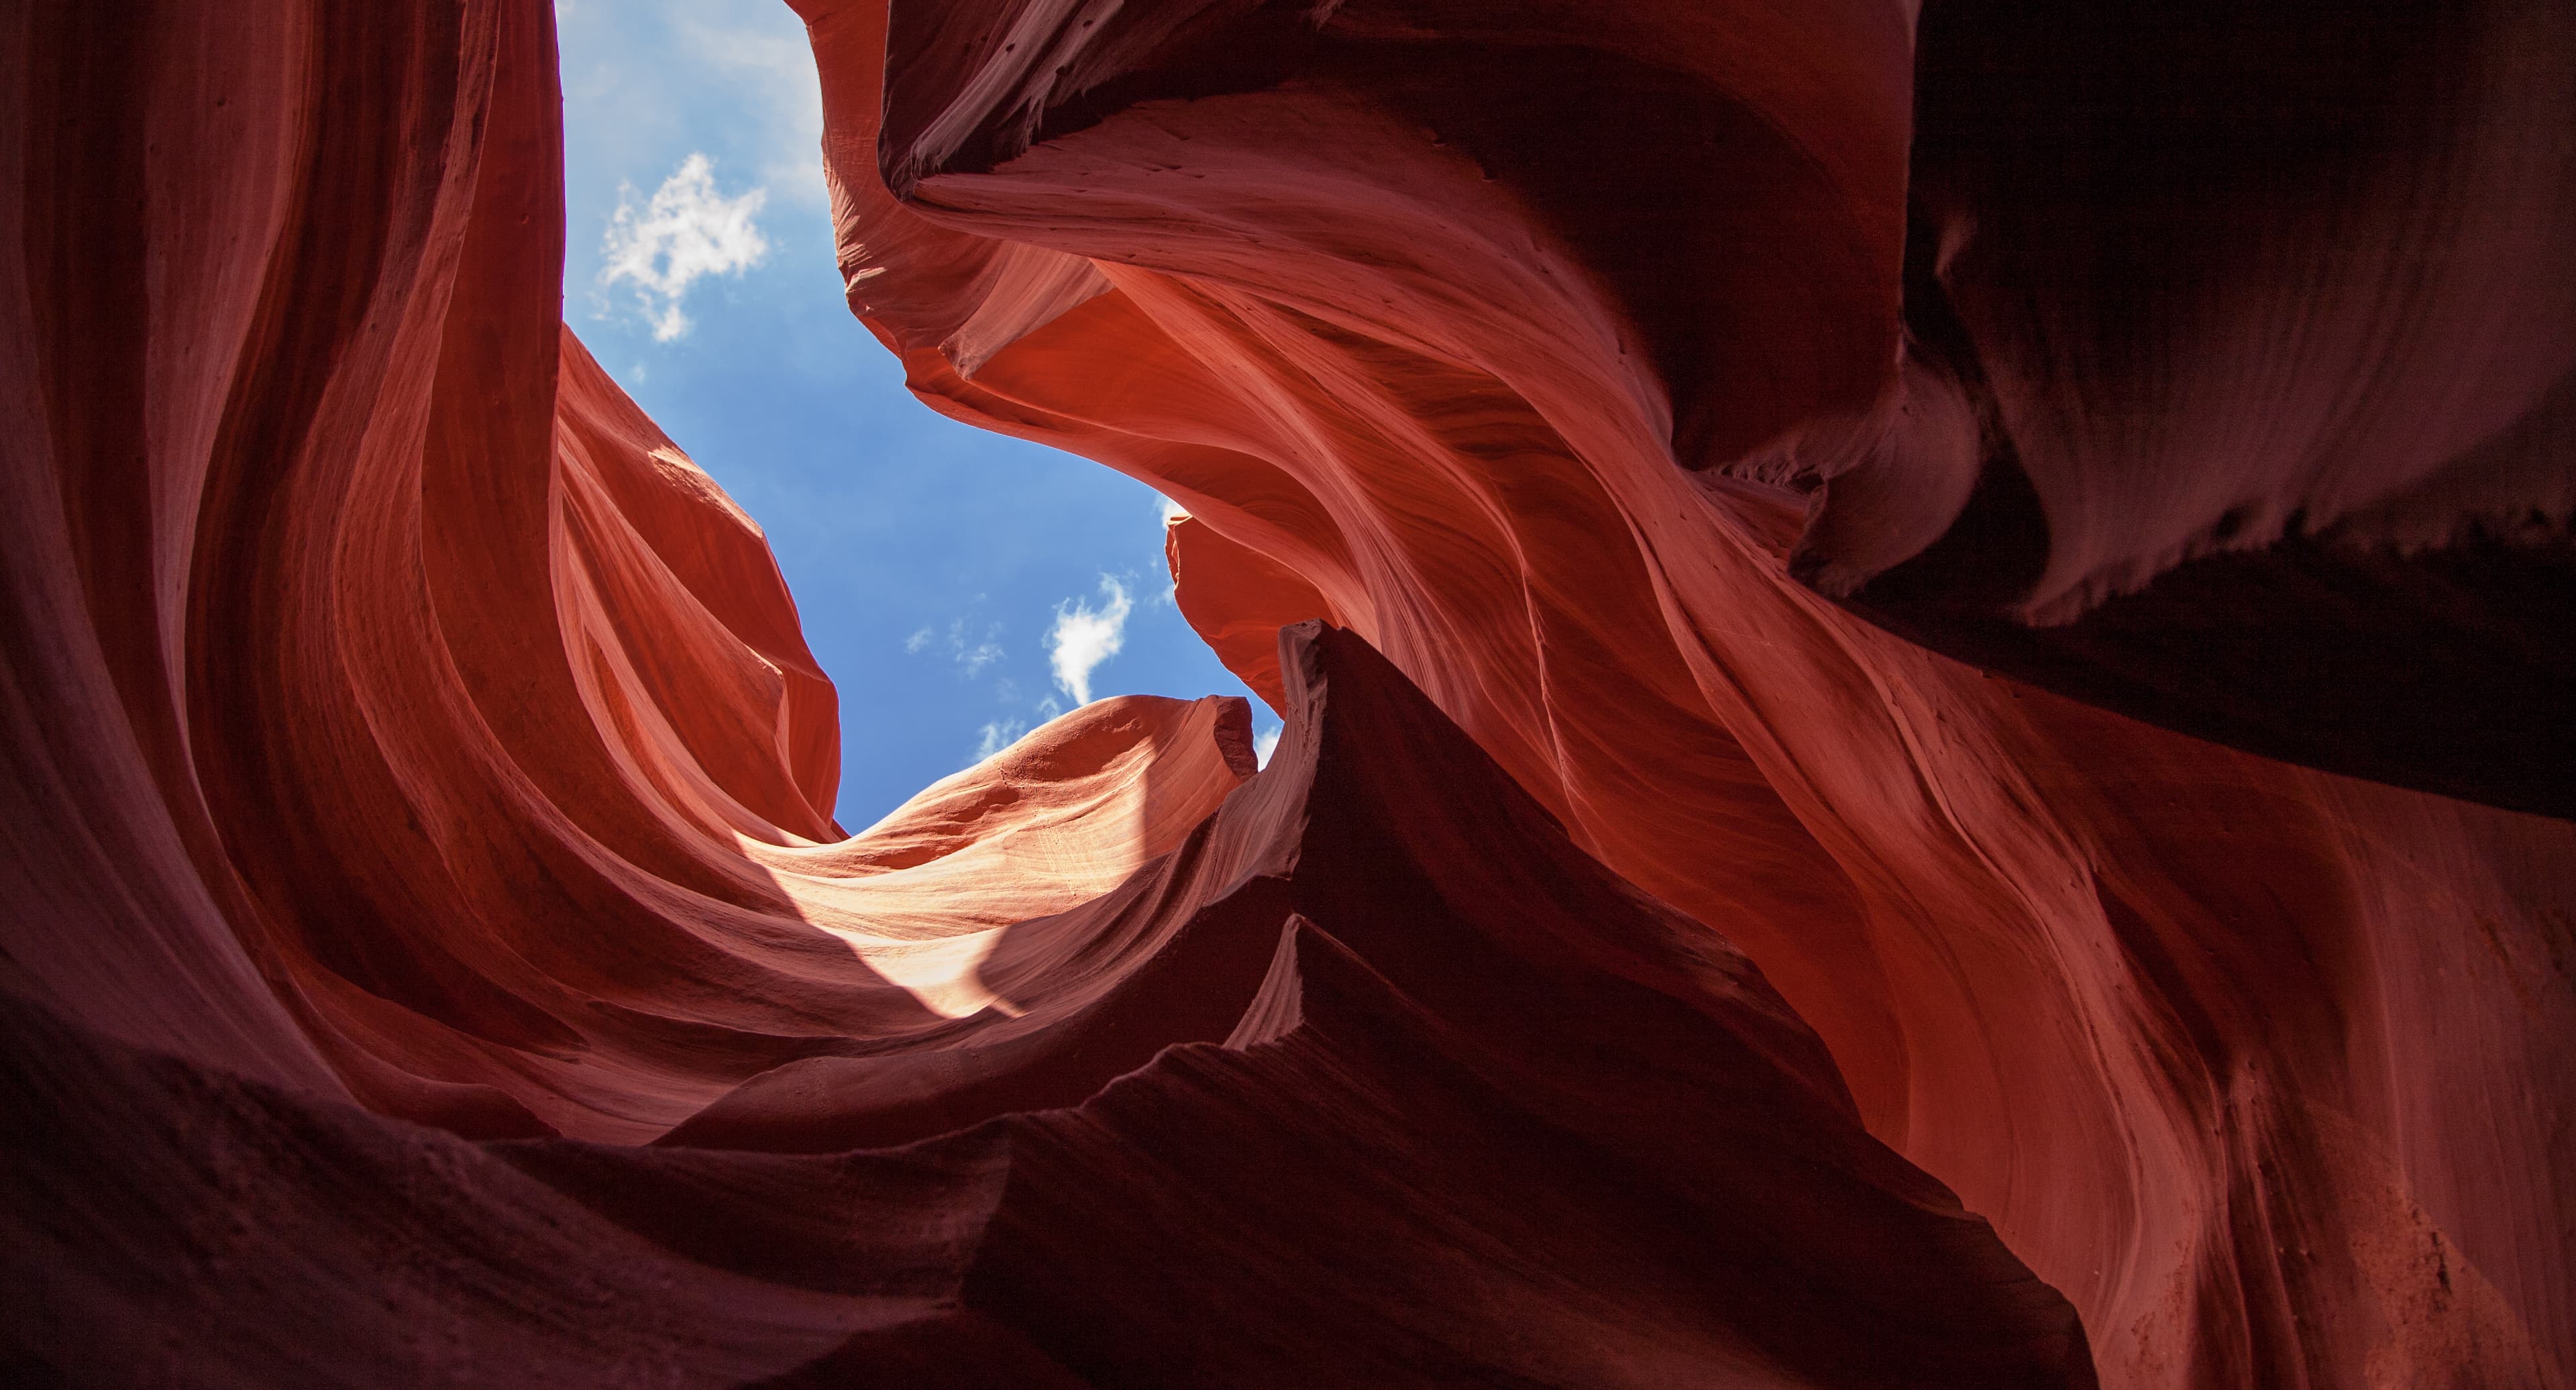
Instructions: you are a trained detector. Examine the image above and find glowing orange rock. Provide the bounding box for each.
[817,0,2576,1385]
[3,0,2572,1385]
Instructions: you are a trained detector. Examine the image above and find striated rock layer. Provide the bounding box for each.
[3,0,2571,1387]
[9,622,2098,1385]
[826,0,2576,1384]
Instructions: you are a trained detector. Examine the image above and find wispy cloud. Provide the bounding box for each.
[971,718,1027,765]
[1048,577,1132,706]
[951,619,1003,676]
[600,152,767,341]
[908,618,1004,676]
[1253,725,1281,768]
[678,18,828,209]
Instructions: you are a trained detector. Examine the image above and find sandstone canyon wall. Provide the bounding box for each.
[5,0,2572,1386]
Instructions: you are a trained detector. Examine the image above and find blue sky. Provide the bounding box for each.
[553,0,1271,830]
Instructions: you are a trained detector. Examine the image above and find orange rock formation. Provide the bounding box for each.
[4,0,2570,1385]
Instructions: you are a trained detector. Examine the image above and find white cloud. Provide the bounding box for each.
[600,152,767,341]
[1253,725,1281,768]
[903,626,932,654]
[971,718,1027,765]
[942,618,1004,676]
[1157,493,1188,525]
[1048,576,1132,706]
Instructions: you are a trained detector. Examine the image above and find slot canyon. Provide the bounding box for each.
[5,0,2573,1385]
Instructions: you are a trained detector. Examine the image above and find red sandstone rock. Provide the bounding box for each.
[3,0,2573,1387]
[4,606,2106,1384]
[822,1,2576,1384]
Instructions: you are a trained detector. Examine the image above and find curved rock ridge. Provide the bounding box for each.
[854,0,2576,821]
[0,2,2079,1381]
[0,0,1254,1153]
[7,619,2098,1387]
[810,0,2576,1385]
[3,0,2573,1387]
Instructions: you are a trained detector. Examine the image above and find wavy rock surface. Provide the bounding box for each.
[10,560,2104,1384]
[4,0,2573,1387]
[821,0,2576,1385]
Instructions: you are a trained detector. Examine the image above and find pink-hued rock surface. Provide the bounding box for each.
[5,0,2572,1385]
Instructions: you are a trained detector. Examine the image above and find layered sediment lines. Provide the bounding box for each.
[3,0,2572,1386]
[824,0,2576,1383]
[10,620,2100,1385]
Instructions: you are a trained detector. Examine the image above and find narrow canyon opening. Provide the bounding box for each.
[5,1,2571,1386]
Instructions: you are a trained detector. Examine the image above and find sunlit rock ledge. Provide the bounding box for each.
[4,0,2571,1385]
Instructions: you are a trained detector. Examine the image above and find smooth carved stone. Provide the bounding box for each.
[3,0,2571,1386]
